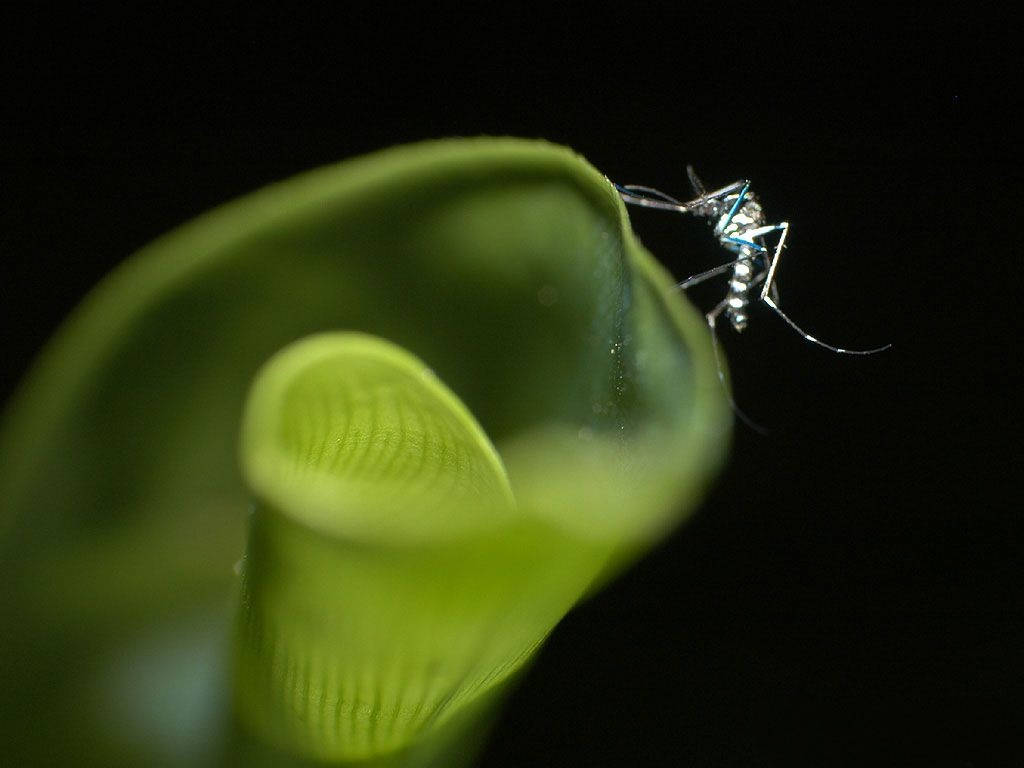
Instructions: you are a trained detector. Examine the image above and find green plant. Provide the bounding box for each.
[0,138,731,765]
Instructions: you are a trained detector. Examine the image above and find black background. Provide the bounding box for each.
[2,8,1018,767]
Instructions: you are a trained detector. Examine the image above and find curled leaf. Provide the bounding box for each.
[0,138,730,765]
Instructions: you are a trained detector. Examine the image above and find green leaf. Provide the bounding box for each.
[0,138,731,765]
[240,332,517,543]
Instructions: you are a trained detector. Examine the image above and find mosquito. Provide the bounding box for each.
[613,166,890,429]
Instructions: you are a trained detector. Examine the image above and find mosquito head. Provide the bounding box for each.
[694,199,724,222]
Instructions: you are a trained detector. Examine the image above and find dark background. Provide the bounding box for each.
[2,8,1017,767]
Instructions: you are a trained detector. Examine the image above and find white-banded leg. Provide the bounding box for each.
[756,221,790,303]
[755,221,891,354]
[762,294,892,355]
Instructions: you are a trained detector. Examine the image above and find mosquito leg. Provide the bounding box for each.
[677,255,757,290]
[757,221,790,301]
[693,179,748,206]
[705,299,729,391]
[761,294,892,355]
[614,178,749,216]
[748,222,890,353]
[613,184,691,213]
[713,182,751,236]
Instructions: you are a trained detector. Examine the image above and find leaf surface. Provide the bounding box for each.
[0,138,731,765]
